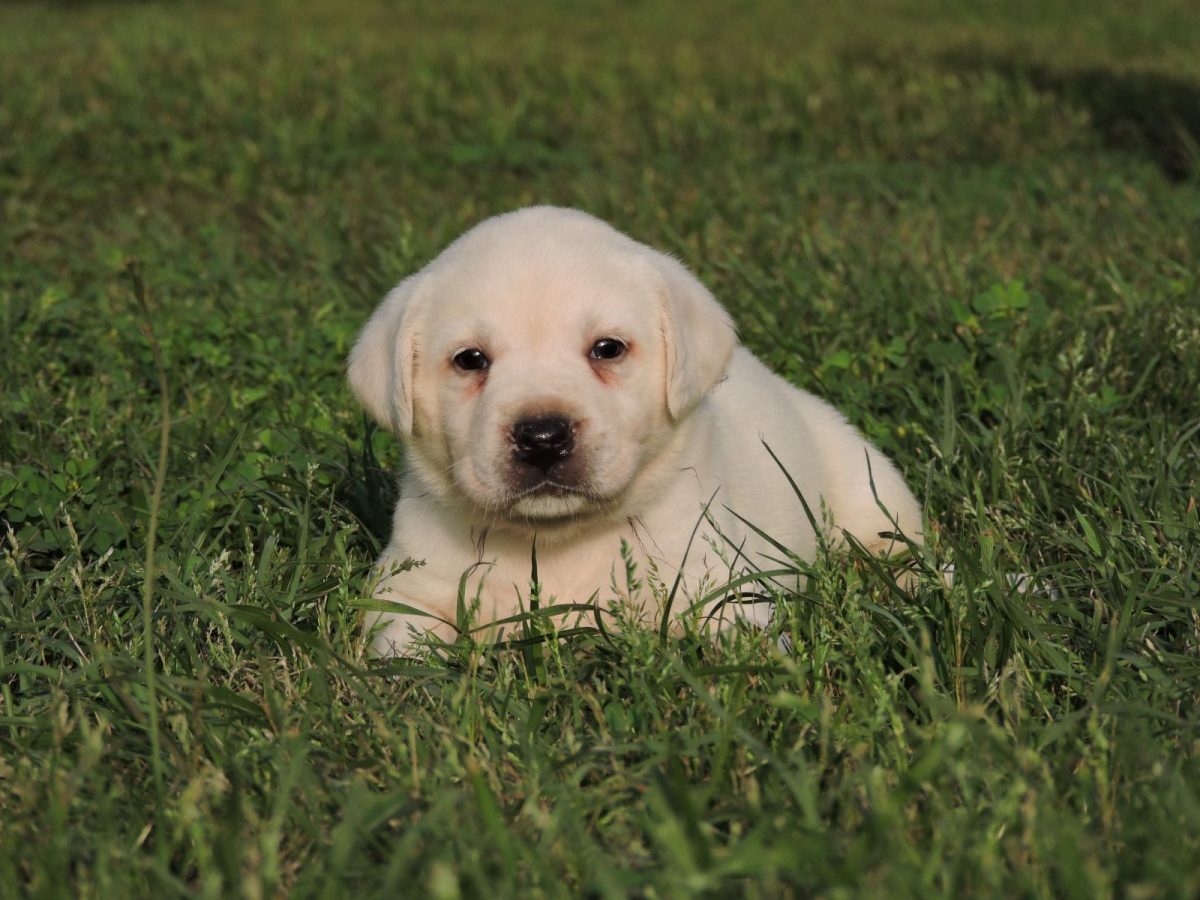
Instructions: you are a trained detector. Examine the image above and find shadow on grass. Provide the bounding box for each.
[939,49,1200,182]
[334,420,399,546]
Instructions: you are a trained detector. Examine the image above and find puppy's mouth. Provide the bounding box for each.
[504,449,592,505]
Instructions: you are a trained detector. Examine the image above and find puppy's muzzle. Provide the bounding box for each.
[512,415,574,474]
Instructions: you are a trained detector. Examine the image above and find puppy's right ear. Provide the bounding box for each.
[346,275,425,436]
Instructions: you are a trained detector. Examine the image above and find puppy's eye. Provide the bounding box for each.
[452,348,490,371]
[589,338,627,361]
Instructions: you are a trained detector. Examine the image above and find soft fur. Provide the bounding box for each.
[348,207,922,655]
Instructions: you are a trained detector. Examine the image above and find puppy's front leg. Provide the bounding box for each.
[365,595,459,657]
[366,560,461,656]
[366,551,508,656]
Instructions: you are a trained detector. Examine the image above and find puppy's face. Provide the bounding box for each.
[414,251,667,521]
[348,207,737,530]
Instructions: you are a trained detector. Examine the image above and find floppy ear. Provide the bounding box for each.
[346,275,426,436]
[654,252,738,419]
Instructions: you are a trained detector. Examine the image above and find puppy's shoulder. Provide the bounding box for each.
[715,347,831,418]
[710,347,872,465]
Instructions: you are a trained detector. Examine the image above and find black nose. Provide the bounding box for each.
[512,416,574,473]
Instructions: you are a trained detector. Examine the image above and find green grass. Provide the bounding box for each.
[2,0,1200,895]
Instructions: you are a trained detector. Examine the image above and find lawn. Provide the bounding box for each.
[2,0,1199,896]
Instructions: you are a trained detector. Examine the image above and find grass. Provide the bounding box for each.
[2,0,1199,895]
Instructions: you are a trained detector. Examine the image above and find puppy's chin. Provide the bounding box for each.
[509,492,592,521]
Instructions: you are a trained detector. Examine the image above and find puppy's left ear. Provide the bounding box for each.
[654,252,738,419]
[346,274,426,436]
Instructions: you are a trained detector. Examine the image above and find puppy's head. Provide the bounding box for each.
[347,207,736,528]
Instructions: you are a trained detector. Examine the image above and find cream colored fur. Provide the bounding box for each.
[348,207,922,655]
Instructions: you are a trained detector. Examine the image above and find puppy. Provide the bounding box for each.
[348,207,922,655]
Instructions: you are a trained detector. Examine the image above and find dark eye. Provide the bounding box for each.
[589,338,627,361]
[452,348,490,371]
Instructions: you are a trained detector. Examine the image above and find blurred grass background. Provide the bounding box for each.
[2,1,1199,896]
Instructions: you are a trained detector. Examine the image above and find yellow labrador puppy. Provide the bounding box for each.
[349,207,922,655]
